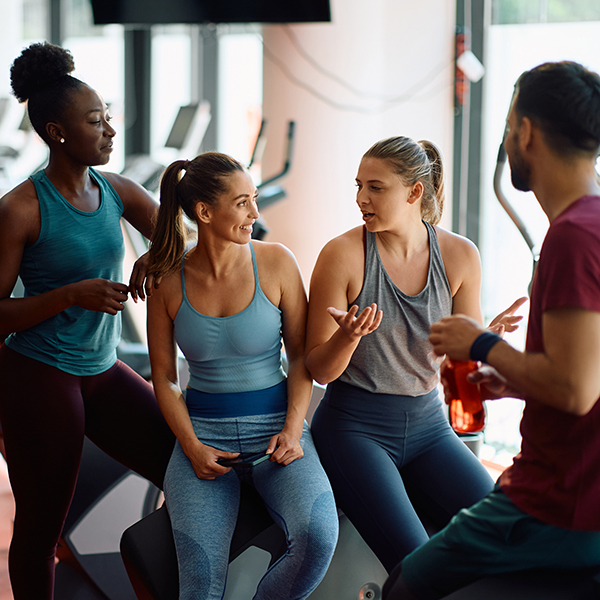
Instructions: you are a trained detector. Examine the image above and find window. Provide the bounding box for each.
[480,0,600,465]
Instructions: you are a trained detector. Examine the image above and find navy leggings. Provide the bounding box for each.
[0,344,175,600]
[311,380,494,573]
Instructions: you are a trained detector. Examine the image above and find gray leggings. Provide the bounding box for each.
[164,412,338,600]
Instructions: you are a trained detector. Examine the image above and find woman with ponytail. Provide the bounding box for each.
[146,152,338,600]
[306,136,525,572]
[0,42,175,600]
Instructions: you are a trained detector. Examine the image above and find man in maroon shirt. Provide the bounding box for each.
[383,61,600,599]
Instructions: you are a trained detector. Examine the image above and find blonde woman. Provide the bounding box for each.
[306,136,523,573]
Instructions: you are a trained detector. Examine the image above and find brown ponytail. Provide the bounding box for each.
[148,160,189,279]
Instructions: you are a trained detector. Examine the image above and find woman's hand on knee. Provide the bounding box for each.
[266,430,304,466]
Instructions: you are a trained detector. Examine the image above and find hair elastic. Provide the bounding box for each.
[469,331,502,363]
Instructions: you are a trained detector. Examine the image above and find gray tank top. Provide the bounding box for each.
[339,221,452,396]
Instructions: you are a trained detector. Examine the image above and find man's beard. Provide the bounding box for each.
[508,146,531,192]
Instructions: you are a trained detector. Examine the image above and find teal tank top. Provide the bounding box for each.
[6,168,125,375]
[174,243,286,394]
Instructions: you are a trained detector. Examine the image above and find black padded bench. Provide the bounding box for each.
[120,482,286,600]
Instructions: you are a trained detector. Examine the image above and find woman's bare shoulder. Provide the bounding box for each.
[250,241,305,293]
[309,226,365,304]
[99,171,140,193]
[0,179,40,242]
[0,179,38,211]
[434,225,481,293]
[156,268,183,295]
[434,225,480,262]
[317,226,364,262]
[251,239,295,261]
[150,267,183,314]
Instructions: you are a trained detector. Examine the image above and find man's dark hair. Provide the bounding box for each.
[515,61,600,157]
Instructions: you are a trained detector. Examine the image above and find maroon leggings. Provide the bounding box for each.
[0,344,175,600]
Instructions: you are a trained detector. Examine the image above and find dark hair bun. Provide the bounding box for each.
[10,42,75,103]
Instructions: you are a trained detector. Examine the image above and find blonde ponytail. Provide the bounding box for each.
[417,140,445,225]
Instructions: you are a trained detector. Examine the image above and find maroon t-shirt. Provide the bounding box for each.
[500,196,600,530]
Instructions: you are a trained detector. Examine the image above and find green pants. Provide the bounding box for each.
[402,483,600,599]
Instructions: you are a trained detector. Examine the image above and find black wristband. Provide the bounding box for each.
[469,331,502,363]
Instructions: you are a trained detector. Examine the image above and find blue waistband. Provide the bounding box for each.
[185,380,288,418]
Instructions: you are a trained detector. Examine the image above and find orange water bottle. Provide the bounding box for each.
[442,359,486,433]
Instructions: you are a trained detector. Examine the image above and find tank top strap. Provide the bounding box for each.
[363,226,378,275]
[249,242,259,282]
[425,221,441,262]
[180,250,188,297]
[423,220,451,297]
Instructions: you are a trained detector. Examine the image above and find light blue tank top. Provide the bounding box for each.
[340,222,452,396]
[6,168,125,375]
[174,243,286,394]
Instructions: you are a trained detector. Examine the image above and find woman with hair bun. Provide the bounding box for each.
[0,42,174,599]
[306,136,525,573]
[146,152,338,600]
